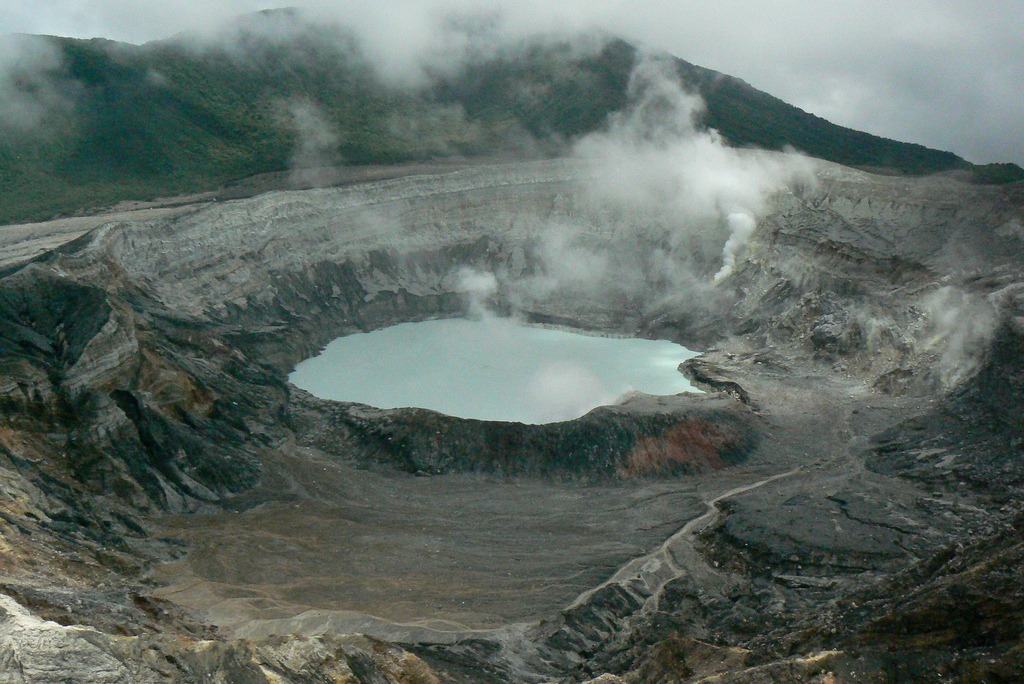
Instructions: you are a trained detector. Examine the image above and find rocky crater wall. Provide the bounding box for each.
[1,158,1023,682]
[2,159,1021,511]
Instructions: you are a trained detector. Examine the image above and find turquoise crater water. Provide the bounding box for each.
[289,317,700,424]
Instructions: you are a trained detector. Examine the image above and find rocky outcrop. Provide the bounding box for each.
[0,594,442,684]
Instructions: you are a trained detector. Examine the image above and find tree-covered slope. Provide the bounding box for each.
[1,13,1020,225]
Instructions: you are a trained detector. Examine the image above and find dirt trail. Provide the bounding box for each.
[562,464,804,616]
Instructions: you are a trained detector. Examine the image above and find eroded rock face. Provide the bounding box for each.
[0,158,1022,682]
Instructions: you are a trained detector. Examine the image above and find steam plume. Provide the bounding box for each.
[574,55,814,286]
[922,286,998,387]
[455,266,498,319]
[278,100,342,188]
[525,362,616,423]
[713,211,757,283]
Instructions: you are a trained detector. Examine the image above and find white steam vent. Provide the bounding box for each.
[289,318,700,424]
[573,55,815,286]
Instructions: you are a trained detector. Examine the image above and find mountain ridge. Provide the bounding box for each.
[1,13,1021,225]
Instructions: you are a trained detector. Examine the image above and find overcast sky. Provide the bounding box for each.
[3,0,1022,166]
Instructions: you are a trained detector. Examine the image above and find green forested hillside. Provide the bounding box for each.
[1,25,434,222]
[1,16,1020,225]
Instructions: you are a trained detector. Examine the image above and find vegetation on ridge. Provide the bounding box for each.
[1,15,1020,226]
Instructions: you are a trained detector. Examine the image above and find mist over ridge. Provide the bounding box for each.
[1,6,1021,227]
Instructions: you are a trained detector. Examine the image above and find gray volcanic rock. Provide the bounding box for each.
[0,594,442,684]
[869,318,1024,498]
[0,157,1022,683]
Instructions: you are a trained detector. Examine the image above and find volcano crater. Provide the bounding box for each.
[3,158,1024,679]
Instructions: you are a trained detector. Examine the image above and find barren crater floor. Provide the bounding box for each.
[151,468,708,637]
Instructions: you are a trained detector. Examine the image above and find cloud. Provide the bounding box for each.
[300,1,615,85]
[138,2,610,87]
[1,0,1021,164]
[621,0,1024,166]
[0,33,79,135]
